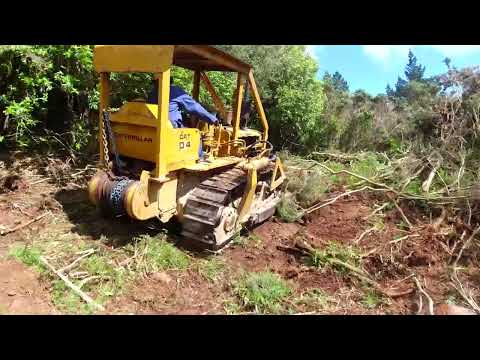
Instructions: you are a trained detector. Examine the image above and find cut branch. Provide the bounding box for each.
[58,249,96,274]
[393,200,413,229]
[413,276,434,315]
[0,212,50,236]
[39,256,105,312]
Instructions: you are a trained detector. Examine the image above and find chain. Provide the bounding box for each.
[101,112,110,166]
[101,110,122,171]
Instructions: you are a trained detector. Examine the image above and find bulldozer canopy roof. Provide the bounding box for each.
[93,45,252,74]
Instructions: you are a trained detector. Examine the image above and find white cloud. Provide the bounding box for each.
[362,45,412,64]
[362,45,480,65]
[428,45,480,57]
[305,45,324,63]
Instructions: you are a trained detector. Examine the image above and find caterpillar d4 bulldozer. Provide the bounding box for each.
[87,45,286,250]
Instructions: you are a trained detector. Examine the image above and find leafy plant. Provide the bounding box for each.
[296,172,328,208]
[361,289,387,309]
[308,242,362,275]
[233,271,291,313]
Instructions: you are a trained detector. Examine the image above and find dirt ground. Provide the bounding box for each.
[1,154,478,315]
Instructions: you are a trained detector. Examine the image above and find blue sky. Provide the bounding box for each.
[306,45,480,95]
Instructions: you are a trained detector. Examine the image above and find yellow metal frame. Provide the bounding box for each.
[92,45,285,226]
[94,45,174,73]
[270,157,286,190]
[94,45,270,177]
[200,72,227,121]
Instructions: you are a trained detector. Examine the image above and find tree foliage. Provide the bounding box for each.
[217,45,326,150]
[404,49,425,81]
[1,45,479,165]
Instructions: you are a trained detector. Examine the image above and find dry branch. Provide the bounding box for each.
[305,186,390,214]
[413,276,434,315]
[363,202,389,220]
[453,225,480,268]
[58,249,96,274]
[432,207,447,231]
[30,178,50,185]
[39,256,105,311]
[307,160,396,192]
[0,212,49,236]
[393,200,413,229]
[354,227,376,244]
[292,239,411,298]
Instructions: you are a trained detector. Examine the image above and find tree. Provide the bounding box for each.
[394,76,408,98]
[332,71,349,92]
[404,49,425,81]
[443,57,452,70]
[323,71,349,93]
[386,84,395,97]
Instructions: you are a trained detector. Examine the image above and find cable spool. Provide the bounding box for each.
[88,171,135,217]
[109,179,135,216]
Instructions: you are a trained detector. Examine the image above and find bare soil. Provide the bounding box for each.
[0,260,56,314]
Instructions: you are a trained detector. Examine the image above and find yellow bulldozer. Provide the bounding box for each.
[87,45,286,250]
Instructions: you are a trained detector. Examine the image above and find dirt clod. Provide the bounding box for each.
[1,175,27,193]
[151,272,172,284]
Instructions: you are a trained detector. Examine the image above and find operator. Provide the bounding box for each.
[148,76,218,129]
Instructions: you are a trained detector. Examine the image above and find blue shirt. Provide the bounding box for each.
[148,84,218,128]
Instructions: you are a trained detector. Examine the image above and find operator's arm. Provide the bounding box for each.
[174,91,218,125]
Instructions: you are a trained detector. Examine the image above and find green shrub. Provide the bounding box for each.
[233,271,291,313]
[308,242,362,275]
[296,173,328,207]
[276,197,303,222]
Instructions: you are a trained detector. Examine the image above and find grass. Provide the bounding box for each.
[286,175,306,193]
[324,160,346,184]
[233,271,291,314]
[51,250,129,314]
[197,257,225,283]
[232,233,245,246]
[347,154,385,186]
[293,288,333,312]
[8,232,192,314]
[307,242,362,275]
[51,280,95,314]
[223,298,244,314]
[9,242,122,314]
[405,179,422,195]
[126,235,191,273]
[372,217,385,231]
[8,245,44,273]
[233,232,263,248]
